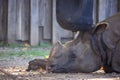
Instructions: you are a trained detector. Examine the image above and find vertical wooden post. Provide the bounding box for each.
[8,0,17,43]
[30,0,39,46]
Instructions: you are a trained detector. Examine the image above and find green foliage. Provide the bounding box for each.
[18,49,50,57]
[0,42,25,48]
[31,42,51,48]
[0,42,51,60]
[7,43,25,48]
[0,48,50,59]
[0,42,5,47]
[39,42,51,48]
[0,42,51,48]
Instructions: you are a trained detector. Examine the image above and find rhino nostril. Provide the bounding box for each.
[50,64,55,68]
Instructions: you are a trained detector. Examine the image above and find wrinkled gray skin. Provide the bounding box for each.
[48,13,120,73]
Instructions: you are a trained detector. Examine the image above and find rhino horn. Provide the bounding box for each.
[49,41,63,59]
[57,41,63,46]
[55,41,63,49]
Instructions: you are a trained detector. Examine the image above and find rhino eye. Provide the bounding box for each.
[69,52,76,59]
[54,53,62,59]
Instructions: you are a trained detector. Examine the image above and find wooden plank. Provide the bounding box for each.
[98,0,107,22]
[25,0,29,41]
[39,0,45,27]
[2,0,8,42]
[39,0,52,40]
[0,0,7,41]
[98,0,117,22]
[106,0,117,17]
[43,0,52,39]
[38,0,44,44]
[8,0,17,43]
[16,0,30,41]
[0,0,4,40]
[16,0,24,40]
[30,0,39,46]
[24,0,30,41]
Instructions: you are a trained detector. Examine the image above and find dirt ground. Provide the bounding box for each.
[0,48,120,80]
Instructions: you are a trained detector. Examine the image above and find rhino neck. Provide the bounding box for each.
[73,31,86,45]
[64,31,83,47]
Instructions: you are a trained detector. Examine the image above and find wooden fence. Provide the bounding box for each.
[0,0,119,46]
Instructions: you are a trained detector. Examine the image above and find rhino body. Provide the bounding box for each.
[48,13,120,73]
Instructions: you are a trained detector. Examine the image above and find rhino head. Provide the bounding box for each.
[48,22,109,73]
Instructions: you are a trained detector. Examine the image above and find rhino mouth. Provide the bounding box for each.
[49,64,69,73]
[50,67,68,73]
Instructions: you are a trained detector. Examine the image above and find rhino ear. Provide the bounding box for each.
[93,22,109,34]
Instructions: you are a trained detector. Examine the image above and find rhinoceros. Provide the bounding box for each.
[48,13,120,73]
